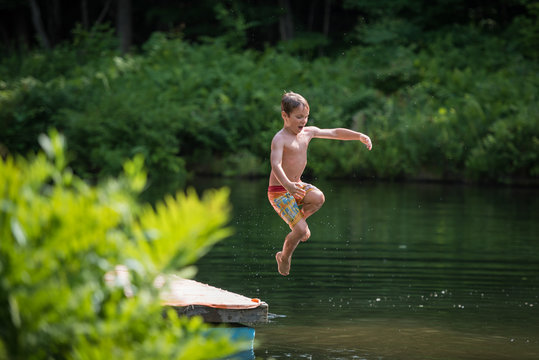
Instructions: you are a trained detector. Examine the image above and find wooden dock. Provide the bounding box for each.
[106,268,263,358]
[161,276,268,325]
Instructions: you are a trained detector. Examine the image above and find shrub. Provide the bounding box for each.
[1,25,537,185]
[0,130,243,359]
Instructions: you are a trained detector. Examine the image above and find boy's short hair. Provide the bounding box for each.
[281,92,309,114]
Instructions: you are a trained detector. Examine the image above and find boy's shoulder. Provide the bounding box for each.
[272,126,319,140]
[303,126,321,137]
[271,128,287,145]
[304,126,319,132]
[272,128,286,139]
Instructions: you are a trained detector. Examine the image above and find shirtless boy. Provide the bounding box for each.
[268,92,372,276]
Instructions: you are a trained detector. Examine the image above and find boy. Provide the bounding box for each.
[268,92,372,276]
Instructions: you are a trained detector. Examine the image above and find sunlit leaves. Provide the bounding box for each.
[135,188,232,274]
[0,131,239,359]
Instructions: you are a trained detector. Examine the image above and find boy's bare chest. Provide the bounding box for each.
[283,135,309,154]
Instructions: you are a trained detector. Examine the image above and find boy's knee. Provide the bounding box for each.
[298,226,311,242]
[312,190,325,207]
[318,191,325,206]
[294,222,310,242]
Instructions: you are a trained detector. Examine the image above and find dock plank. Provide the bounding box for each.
[174,303,268,324]
[161,276,268,324]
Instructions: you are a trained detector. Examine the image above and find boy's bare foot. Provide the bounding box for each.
[275,251,290,276]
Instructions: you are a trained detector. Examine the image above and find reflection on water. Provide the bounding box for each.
[190,178,539,359]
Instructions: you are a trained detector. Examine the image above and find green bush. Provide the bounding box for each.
[0,24,537,185]
[466,111,539,182]
[0,77,75,155]
[0,130,243,359]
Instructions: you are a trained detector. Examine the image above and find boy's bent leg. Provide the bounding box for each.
[276,219,310,276]
[301,189,325,219]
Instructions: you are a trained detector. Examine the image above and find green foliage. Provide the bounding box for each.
[344,0,529,30]
[212,1,255,50]
[0,24,118,82]
[0,131,242,359]
[0,77,71,155]
[0,22,537,185]
[466,111,539,182]
[507,1,539,60]
[277,32,330,58]
[355,17,422,46]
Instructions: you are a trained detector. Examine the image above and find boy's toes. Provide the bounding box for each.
[275,252,289,276]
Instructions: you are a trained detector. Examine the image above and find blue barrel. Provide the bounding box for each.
[205,326,255,360]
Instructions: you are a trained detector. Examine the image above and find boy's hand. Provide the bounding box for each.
[286,182,306,198]
[361,134,372,150]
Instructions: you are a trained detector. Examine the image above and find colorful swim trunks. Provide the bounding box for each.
[267,182,317,228]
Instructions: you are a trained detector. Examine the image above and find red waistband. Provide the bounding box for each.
[268,185,287,192]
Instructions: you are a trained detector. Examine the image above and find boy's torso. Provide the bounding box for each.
[269,126,316,185]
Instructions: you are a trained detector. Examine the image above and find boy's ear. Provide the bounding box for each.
[281,110,288,121]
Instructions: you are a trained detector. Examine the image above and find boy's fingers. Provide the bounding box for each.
[364,137,372,150]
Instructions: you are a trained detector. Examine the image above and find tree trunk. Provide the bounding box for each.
[81,0,89,29]
[96,0,113,25]
[323,0,331,37]
[28,0,51,49]
[278,0,294,41]
[117,0,132,54]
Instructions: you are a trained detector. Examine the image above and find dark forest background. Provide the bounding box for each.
[1,0,538,198]
[1,1,536,54]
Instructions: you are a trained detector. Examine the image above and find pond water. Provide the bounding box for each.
[190,178,539,360]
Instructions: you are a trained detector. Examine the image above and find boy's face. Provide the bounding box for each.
[282,105,309,134]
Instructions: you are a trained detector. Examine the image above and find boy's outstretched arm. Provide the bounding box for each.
[312,127,372,150]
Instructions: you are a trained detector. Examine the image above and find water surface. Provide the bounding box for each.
[191,179,539,359]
